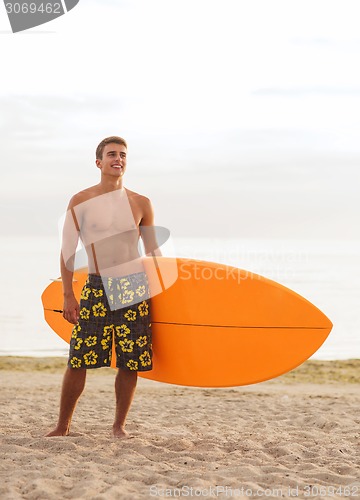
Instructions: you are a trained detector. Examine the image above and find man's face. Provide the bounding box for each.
[96,143,127,178]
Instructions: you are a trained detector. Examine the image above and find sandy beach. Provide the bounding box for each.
[1,358,359,499]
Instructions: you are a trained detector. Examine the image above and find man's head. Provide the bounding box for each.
[95,136,128,178]
[96,136,127,160]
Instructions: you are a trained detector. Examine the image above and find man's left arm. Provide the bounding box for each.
[140,197,162,257]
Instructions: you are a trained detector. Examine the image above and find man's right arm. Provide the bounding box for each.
[60,195,81,324]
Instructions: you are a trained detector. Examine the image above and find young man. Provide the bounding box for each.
[46,136,159,438]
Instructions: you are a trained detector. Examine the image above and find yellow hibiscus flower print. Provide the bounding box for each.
[80,286,91,300]
[101,338,111,350]
[119,339,134,353]
[115,324,130,338]
[84,350,98,366]
[74,338,83,350]
[139,351,151,367]
[92,288,104,298]
[70,357,82,368]
[79,307,90,320]
[103,325,114,337]
[120,289,135,304]
[124,309,136,321]
[84,336,97,347]
[127,360,138,371]
[138,301,149,316]
[135,285,146,297]
[92,302,107,317]
[136,336,148,348]
[71,324,81,339]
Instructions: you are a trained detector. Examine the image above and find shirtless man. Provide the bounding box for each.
[46,136,160,438]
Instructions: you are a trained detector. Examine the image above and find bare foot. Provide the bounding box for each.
[112,426,131,439]
[45,427,69,437]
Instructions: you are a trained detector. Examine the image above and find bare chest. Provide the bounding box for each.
[73,190,143,244]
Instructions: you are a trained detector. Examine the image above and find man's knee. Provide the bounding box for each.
[65,366,87,380]
[116,367,137,379]
[67,366,86,372]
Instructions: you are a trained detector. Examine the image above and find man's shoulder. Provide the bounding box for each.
[68,185,99,209]
[125,188,151,205]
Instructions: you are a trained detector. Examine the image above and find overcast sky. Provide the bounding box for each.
[0,0,359,239]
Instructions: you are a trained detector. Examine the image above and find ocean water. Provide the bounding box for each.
[0,235,359,360]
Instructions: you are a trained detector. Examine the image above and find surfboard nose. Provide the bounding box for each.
[321,313,333,332]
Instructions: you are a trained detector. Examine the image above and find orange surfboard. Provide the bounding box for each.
[41,257,332,387]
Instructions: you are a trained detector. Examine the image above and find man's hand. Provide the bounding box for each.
[63,295,80,324]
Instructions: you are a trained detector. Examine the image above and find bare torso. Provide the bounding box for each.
[71,185,149,277]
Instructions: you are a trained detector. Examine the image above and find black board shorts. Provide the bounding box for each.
[68,273,153,371]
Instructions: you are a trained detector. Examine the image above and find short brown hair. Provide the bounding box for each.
[96,136,127,160]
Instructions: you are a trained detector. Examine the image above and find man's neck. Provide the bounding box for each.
[98,176,124,193]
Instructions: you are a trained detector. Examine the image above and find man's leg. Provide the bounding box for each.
[113,368,138,438]
[46,366,86,437]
